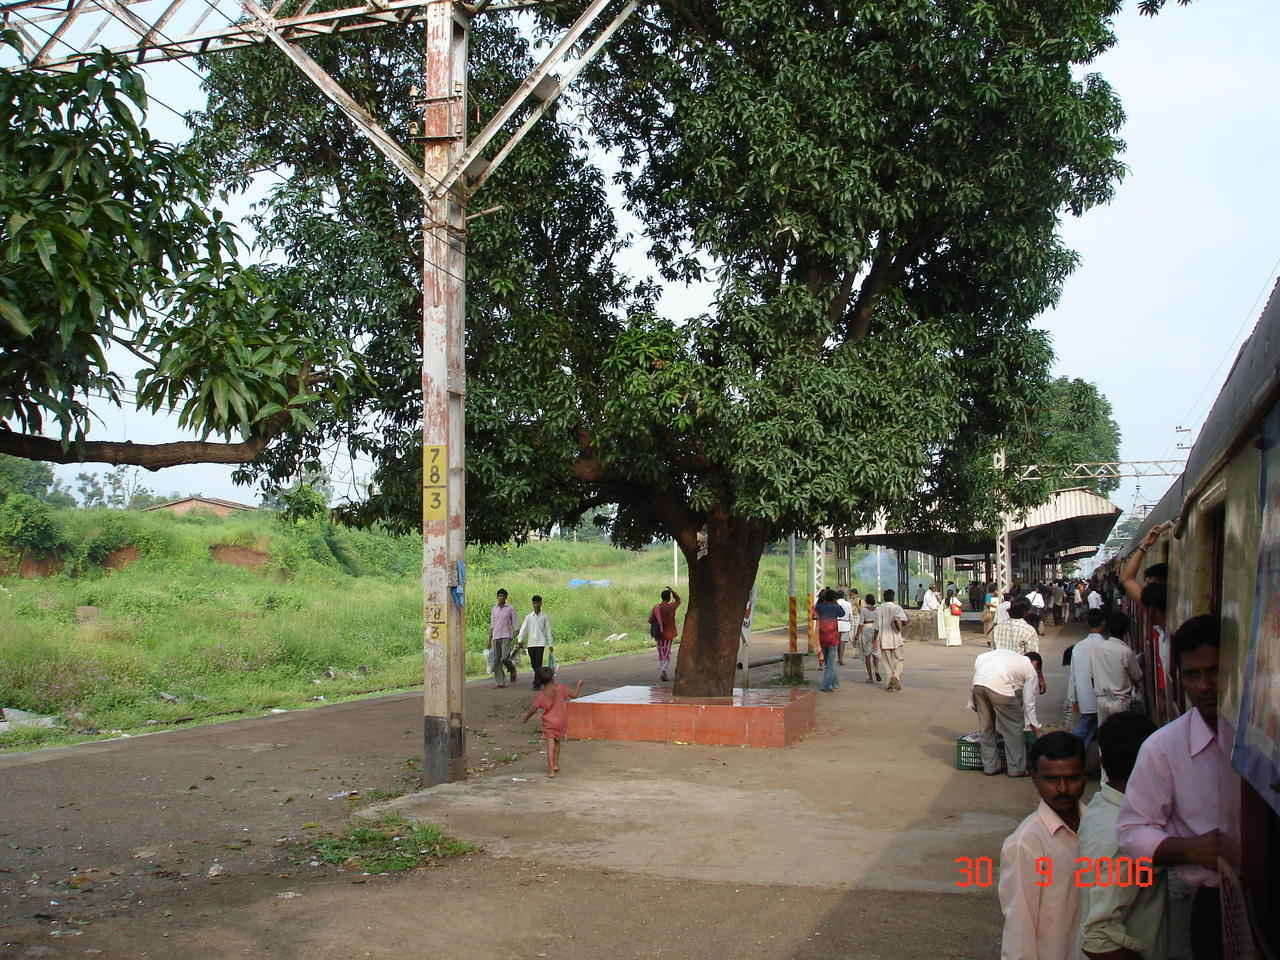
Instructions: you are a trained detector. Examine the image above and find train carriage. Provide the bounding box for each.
[1119,279,1280,958]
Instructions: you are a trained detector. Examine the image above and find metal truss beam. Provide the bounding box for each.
[3,0,560,71]
[431,0,638,198]
[1015,460,1186,482]
[241,0,427,191]
[3,0,438,70]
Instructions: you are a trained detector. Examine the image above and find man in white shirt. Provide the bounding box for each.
[996,594,1012,626]
[835,590,854,666]
[970,647,1041,776]
[874,588,909,692]
[1079,711,1166,960]
[920,583,945,642]
[516,594,554,688]
[1091,610,1143,725]
[1087,587,1103,611]
[1025,586,1046,636]
[1067,609,1107,749]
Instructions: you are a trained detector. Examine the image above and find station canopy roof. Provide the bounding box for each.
[831,487,1122,560]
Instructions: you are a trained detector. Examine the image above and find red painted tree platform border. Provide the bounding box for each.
[567,685,816,748]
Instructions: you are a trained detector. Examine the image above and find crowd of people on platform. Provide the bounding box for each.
[992,522,1233,960]
[491,523,1231,959]
[812,587,909,691]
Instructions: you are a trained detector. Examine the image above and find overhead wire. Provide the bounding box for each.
[1160,250,1280,462]
[8,7,218,127]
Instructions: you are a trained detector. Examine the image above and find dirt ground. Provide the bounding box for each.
[1,620,1085,959]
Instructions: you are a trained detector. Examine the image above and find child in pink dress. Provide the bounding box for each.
[520,668,584,777]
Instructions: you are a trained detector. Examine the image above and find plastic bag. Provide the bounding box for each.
[546,646,556,671]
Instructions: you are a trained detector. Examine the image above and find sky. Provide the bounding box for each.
[42,1,1280,533]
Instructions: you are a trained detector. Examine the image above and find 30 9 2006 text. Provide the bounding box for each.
[953,856,1154,888]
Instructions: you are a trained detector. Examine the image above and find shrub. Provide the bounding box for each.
[0,494,67,556]
[57,510,177,574]
[279,484,328,524]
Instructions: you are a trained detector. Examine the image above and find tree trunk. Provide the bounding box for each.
[672,511,768,698]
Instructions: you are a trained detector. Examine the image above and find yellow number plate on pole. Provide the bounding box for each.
[423,444,447,530]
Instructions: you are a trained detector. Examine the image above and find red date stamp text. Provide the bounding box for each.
[954,856,1154,888]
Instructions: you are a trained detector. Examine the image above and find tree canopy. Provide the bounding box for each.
[1137,0,1192,14]
[193,0,1128,693]
[1023,377,1123,495]
[0,31,351,469]
[0,455,73,506]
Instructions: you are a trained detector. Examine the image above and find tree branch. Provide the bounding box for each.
[845,224,940,341]
[650,490,698,552]
[826,269,858,329]
[0,425,284,471]
[572,454,605,482]
[846,237,896,342]
[110,334,157,367]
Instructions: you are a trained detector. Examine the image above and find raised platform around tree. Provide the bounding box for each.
[567,685,816,748]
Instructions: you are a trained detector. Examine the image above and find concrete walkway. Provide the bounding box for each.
[0,620,1085,960]
[387,623,1073,894]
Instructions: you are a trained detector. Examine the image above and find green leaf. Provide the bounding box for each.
[0,297,32,337]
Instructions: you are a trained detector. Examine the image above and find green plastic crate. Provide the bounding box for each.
[956,731,1037,771]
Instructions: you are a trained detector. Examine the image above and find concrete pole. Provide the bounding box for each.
[421,0,469,785]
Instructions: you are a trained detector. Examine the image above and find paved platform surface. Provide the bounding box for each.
[1,621,1082,959]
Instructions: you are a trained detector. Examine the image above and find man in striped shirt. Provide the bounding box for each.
[991,599,1039,655]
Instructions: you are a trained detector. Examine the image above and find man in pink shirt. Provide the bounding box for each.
[1117,615,1235,960]
[489,588,518,688]
[998,731,1088,960]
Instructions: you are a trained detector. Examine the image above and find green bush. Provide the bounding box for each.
[278,484,328,524]
[60,509,175,573]
[0,494,67,555]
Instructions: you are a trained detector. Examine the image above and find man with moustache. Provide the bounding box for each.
[998,731,1089,960]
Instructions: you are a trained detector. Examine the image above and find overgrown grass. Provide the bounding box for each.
[0,509,877,750]
[307,814,474,873]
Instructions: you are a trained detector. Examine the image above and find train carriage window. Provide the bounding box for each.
[1208,505,1225,620]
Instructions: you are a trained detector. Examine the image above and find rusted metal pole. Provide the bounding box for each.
[807,539,821,655]
[422,0,468,786]
[787,533,797,653]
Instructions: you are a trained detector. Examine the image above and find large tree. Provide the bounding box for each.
[197,0,1128,696]
[558,0,1127,693]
